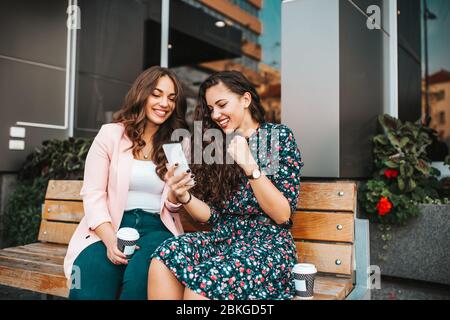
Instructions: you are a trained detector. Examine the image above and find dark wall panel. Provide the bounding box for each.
[339,0,385,178]
[0,0,67,172]
[75,0,150,135]
[0,0,67,67]
[397,0,422,123]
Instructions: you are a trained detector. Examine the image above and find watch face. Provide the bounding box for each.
[253,169,261,179]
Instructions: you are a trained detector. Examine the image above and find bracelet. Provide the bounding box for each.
[178,192,192,205]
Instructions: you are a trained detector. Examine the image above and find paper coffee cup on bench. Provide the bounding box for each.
[293,263,317,299]
[116,228,140,259]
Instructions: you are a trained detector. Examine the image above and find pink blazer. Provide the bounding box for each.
[63,123,186,280]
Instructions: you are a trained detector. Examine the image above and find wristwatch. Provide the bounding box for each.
[246,166,262,180]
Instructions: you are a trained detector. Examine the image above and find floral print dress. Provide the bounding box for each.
[151,123,304,300]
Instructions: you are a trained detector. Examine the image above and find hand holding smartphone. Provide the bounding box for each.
[162,143,195,186]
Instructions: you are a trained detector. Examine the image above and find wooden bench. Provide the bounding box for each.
[0,179,370,299]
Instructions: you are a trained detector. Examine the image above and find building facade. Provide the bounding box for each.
[0,0,271,172]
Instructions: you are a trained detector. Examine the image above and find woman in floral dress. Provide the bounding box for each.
[147,71,304,300]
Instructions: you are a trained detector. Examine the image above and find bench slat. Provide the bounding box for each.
[291,211,354,243]
[291,275,353,300]
[297,182,356,212]
[43,200,84,223]
[38,220,78,244]
[0,255,67,297]
[0,255,64,277]
[180,212,211,232]
[296,241,353,275]
[313,275,354,299]
[20,243,68,257]
[180,211,355,244]
[45,180,83,201]
[0,249,64,266]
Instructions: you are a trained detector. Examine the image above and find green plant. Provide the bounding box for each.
[359,114,446,226]
[3,137,92,246]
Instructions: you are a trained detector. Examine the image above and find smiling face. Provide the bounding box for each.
[145,75,177,126]
[205,82,252,134]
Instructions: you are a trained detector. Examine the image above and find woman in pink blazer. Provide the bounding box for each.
[64,66,191,299]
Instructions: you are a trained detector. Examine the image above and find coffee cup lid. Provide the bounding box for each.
[293,263,317,274]
[116,228,140,241]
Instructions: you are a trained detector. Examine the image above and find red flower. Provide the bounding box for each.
[384,169,399,179]
[228,294,235,300]
[210,275,217,281]
[187,265,193,272]
[240,281,245,287]
[200,282,206,289]
[376,197,393,216]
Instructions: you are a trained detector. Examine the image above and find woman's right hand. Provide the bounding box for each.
[106,238,129,265]
[165,163,195,202]
[94,222,140,265]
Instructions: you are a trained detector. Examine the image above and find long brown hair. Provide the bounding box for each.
[113,66,187,180]
[191,71,266,206]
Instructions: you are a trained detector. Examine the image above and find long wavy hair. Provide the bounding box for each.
[113,66,187,180]
[191,71,266,206]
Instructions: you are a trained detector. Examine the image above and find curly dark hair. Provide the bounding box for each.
[191,71,266,206]
[113,66,188,180]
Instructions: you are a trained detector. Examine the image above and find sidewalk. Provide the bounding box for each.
[1,276,450,300]
[371,276,450,300]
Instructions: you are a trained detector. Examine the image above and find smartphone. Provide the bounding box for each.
[162,143,194,186]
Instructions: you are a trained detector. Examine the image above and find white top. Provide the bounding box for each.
[125,159,165,214]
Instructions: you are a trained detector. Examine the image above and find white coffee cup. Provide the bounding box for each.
[292,263,317,299]
[116,228,140,259]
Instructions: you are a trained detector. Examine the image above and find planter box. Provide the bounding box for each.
[370,204,450,285]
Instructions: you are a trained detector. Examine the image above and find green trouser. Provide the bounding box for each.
[68,208,173,300]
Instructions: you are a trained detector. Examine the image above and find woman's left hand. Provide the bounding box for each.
[227,135,258,175]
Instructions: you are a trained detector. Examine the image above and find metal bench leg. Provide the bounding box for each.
[346,218,371,300]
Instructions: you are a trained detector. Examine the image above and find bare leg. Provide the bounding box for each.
[148,258,184,300]
[183,287,210,300]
